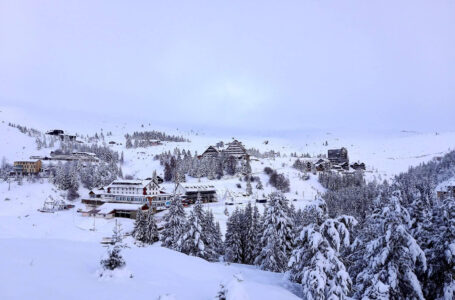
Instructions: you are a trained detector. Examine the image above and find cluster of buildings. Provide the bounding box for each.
[79,178,217,219]
[200,139,249,160]
[46,129,77,141]
[436,178,455,200]
[297,147,366,173]
[31,151,100,163]
[11,152,100,177]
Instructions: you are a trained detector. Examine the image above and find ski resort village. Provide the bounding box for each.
[1,1,454,298]
[1,109,455,300]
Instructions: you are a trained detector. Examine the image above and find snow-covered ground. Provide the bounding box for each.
[1,106,454,299]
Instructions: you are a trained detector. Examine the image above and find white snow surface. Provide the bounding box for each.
[1,106,454,299]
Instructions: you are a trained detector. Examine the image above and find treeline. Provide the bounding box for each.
[154,150,455,299]
[56,141,120,164]
[125,130,189,148]
[156,191,356,298]
[247,148,281,159]
[8,122,42,137]
[49,160,120,199]
[155,148,251,182]
[312,150,455,299]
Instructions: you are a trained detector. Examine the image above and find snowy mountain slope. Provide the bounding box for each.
[1,107,455,299]
[0,180,300,300]
[0,120,47,162]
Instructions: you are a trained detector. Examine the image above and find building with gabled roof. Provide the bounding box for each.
[175,183,217,204]
[224,139,248,159]
[201,146,219,158]
[436,177,455,200]
[200,139,248,160]
[328,147,349,165]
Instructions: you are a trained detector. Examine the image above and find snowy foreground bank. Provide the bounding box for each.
[0,238,300,300]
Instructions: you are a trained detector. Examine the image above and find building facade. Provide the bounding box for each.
[175,183,217,204]
[328,148,349,165]
[13,160,42,175]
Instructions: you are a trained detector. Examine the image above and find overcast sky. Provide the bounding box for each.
[1,0,454,133]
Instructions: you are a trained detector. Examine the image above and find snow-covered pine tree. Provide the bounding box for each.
[180,199,207,259]
[143,210,159,244]
[419,196,455,299]
[254,192,295,272]
[132,208,147,244]
[224,208,244,263]
[101,220,126,271]
[288,211,357,299]
[355,192,427,299]
[204,209,224,260]
[161,194,187,251]
[246,204,262,264]
[215,221,224,256]
[246,178,253,196]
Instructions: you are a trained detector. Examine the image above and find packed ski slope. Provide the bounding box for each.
[1,106,454,299]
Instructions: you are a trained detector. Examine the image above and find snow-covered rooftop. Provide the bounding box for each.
[107,179,153,188]
[179,183,216,192]
[435,177,455,192]
[97,203,145,214]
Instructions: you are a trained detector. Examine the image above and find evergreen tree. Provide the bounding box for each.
[180,199,208,259]
[246,204,262,264]
[204,209,224,260]
[419,196,455,299]
[255,192,295,272]
[164,162,172,182]
[161,194,187,251]
[132,208,147,243]
[143,210,159,244]
[126,137,133,148]
[100,220,126,271]
[224,208,245,263]
[120,151,124,164]
[355,193,427,299]
[288,211,357,299]
[246,178,253,196]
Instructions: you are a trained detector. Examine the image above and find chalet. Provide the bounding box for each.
[436,178,455,200]
[46,129,76,141]
[297,158,314,172]
[314,158,331,172]
[328,148,349,165]
[175,183,217,204]
[201,146,219,159]
[350,162,366,171]
[149,139,162,146]
[332,161,350,171]
[46,129,64,136]
[13,160,42,175]
[224,139,248,159]
[200,139,249,160]
[223,189,250,205]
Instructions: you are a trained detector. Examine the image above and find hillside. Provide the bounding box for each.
[1,107,454,299]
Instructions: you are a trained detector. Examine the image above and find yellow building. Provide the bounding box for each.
[13,160,42,174]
